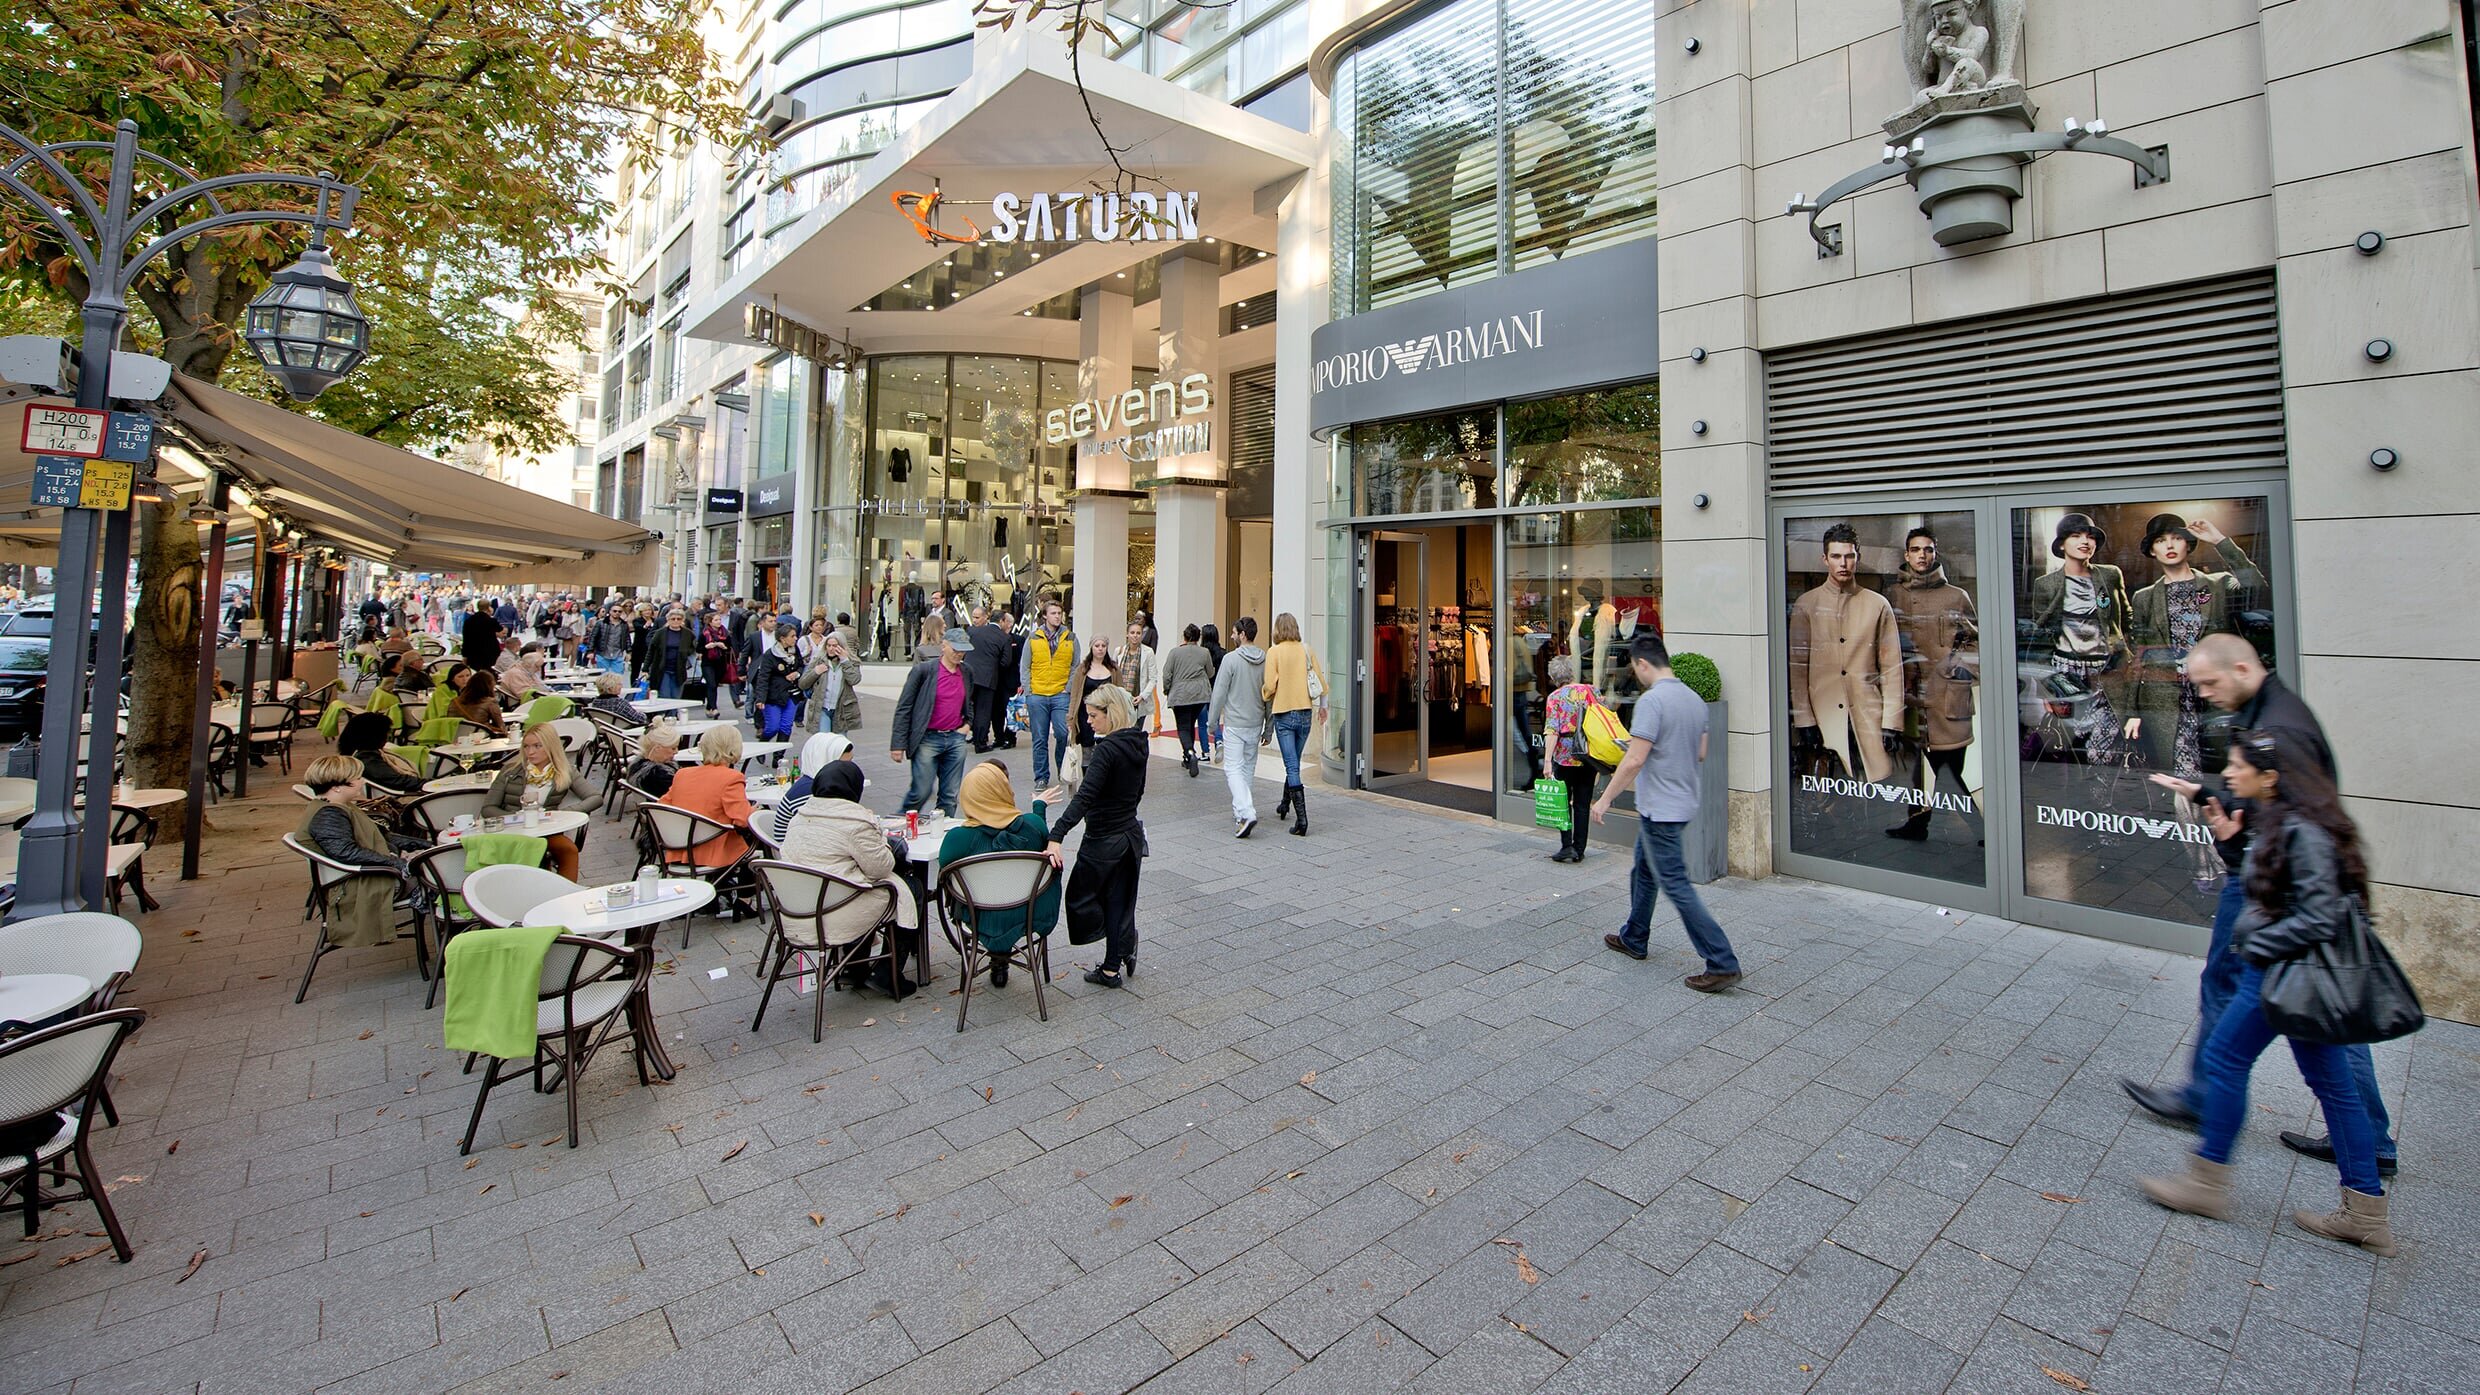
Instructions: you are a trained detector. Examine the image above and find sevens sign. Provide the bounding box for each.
[891,188,981,245]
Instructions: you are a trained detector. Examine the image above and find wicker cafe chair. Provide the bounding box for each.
[0,1008,147,1259]
[456,936,648,1153]
[283,834,422,1004]
[632,804,752,942]
[407,842,493,1012]
[935,851,1060,1033]
[404,788,489,840]
[747,860,896,1044]
[0,913,141,1125]
[461,864,579,929]
[246,697,299,773]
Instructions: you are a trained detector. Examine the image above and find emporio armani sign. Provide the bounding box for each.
[1313,310,1548,394]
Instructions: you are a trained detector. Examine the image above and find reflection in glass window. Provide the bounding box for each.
[1332,0,1656,314]
[1506,382,1660,505]
[1782,511,1986,887]
[1504,509,1661,797]
[1350,410,1497,515]
[2012,497,2276,928]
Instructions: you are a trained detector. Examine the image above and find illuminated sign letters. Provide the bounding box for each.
[1044,373,1213,460]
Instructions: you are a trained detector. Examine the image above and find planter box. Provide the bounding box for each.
[1687,696,1728,884]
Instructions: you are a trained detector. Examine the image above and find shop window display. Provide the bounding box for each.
[1783,512,1985,888]
[1505,508,1660,799]
[2012,497,2275,926]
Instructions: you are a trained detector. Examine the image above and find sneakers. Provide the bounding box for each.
[1684,971,1742,994]
[1236,818,1257,839]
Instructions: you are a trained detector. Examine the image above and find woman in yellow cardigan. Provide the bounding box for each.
[1260,612,1328,836]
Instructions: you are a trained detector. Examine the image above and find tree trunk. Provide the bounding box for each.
[127,498,205,794]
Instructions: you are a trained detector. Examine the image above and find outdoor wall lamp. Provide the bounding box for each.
[2370,448,2400,472]
[1792,115,2168,256]
[1683,37,1701,55]
[1693,493,1711,509]
[2365,339,2394,363]
[1690,420,1709,436]
[1688,347,1707,364]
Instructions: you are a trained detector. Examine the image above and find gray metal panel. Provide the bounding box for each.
[1766,273,2284,496]
[1309,239,1660,437]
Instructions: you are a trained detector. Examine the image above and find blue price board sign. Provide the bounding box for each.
[102,412,154,463]
[31,455,86,508]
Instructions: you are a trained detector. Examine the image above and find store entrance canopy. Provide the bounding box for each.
[163,376,661,585]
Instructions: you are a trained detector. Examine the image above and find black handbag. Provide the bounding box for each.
[2257,896,2426,1046]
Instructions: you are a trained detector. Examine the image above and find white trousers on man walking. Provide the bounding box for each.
[1223,722,1261,823]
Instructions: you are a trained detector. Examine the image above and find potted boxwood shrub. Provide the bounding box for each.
[1669,652,1728,883]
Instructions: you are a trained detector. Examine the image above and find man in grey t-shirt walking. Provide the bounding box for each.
[1593,632,1741,991]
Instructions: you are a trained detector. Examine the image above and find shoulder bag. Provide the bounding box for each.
[2257,895,2427,1045]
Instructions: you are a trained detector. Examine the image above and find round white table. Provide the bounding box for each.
[746,777,791,807]
[634,697,701,717]
[435,738,520,765]
[678,739,789,767]
[530,878,715,1082]
[0,973,91,1026]
[881,815,954,865]
[440,808,589,843]
[422,770,500,794]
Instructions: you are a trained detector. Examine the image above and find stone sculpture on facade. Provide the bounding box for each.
[1899,0,2024,121]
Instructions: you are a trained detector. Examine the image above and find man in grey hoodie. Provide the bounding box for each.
[1208,616,1270,837]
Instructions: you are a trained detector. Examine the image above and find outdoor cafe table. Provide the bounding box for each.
[0,973,90,1028]
[527,877,718,1080]
[434,738,520,767]
[436,809,589,844]
[633,698,701,718]
[423,769,500,794]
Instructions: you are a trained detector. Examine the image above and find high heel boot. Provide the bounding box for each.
[1289,784,1308,836]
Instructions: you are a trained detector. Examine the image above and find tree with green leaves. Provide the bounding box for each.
[0,0,743,793]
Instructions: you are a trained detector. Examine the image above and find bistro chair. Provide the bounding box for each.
[633,805,751,941]
[456,935,648,1153]
[283,834,422,1004]
[289,681,337,731]
[935,851,1059,1033]
[0,1008,147,1259]
[0,912,140,1125]
[246,697,300,773]
[204,724,239,800]
[747,861,896,1044]
[462,864,579,929]
[102,803,160,915]
[404,788,489,840]
[406,843,486,1011]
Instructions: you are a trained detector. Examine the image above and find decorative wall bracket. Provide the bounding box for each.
[1786,107,2169,258]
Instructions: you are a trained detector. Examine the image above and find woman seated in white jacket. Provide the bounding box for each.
[773,760,922,994]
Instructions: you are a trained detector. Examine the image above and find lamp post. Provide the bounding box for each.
[1,118,365,919]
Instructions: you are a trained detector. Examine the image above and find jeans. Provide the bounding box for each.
[1618,817,1738,974]
[2182,875,2393,1157]
[1272,709,1311,785]
[1172,703,1209,760]
[596,655,627,677]
[2199,964,2384,1194]
[1027,691,1071,786]
[904,729,968,816]
[1223,723,1261,823]
[760,700,795,742]
[657,671,681,700]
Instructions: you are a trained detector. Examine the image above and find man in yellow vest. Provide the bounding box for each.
[1020,599,1076,787]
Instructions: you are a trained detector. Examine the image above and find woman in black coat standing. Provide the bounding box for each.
[1047,684,1149,988]
[460,606,503,675]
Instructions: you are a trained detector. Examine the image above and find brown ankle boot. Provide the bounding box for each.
[2295,1186,2396,1257]
[2138,1155,2233,1220]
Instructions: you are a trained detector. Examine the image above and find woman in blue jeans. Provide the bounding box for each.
[2137,729,2397,1256]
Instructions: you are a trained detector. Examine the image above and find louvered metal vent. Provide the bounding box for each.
[1226,364,1278,519]
[1765,273,2285,497]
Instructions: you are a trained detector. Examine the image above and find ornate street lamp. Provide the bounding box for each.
[242,200,368,400]
[0,118,364,917]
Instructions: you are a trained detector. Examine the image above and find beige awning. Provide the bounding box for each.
[0,372,659,585]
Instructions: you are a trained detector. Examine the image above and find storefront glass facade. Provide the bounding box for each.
[1323,381,1660,820]
[843,353,1082,659]
[1329,0,1658,316]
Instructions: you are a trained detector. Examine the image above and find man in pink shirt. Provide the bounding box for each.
[892,627,975,816]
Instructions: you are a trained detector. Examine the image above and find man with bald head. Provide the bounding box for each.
[2120,634,2394,1174]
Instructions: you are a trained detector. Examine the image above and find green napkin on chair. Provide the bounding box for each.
[316,700,351,741]
[446,832,546,918]
[442,924,563,1059]
[521,695,573,726]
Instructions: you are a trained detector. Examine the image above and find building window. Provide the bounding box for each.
[1331,0,1657,315]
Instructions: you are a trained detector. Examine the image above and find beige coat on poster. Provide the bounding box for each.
[1789,580,1905,782]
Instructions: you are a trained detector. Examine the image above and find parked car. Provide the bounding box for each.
[0,602,131,742]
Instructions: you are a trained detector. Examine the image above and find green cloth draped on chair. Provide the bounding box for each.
[445,832,547,918]
[521,695,572,726]
[442,924,563,1059]
[316,699,351,741]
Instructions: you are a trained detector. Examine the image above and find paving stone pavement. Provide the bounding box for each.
[4,685,2476,1394]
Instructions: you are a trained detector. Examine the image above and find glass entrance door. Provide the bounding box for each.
[1364,530,1429,788]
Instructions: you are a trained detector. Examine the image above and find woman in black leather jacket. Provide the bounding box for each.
[1046,684,1148,988]
[2136,727,2397,1255]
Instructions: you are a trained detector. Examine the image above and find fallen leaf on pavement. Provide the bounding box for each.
[1491,1238,1520,1247]
[176,1249,209,1284]
[479,1184,495,1194]
[721,1139,748,1162]
[165,1139,178,1155]
[809,1213,825,1226]
[449,1288,469,1302]
[357,1030,374,1040]
[1109,1195,1136,1209]
[1513,1252,1540,1283]
[983,1087,994,1101]
[2042,1368,2089,1392]
[860,1017,877,1027]
[0,1253,37,1268]
[2038,1192,2085,1204]
[55,1243,110,1267]
[1300,1071,1316,1086]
